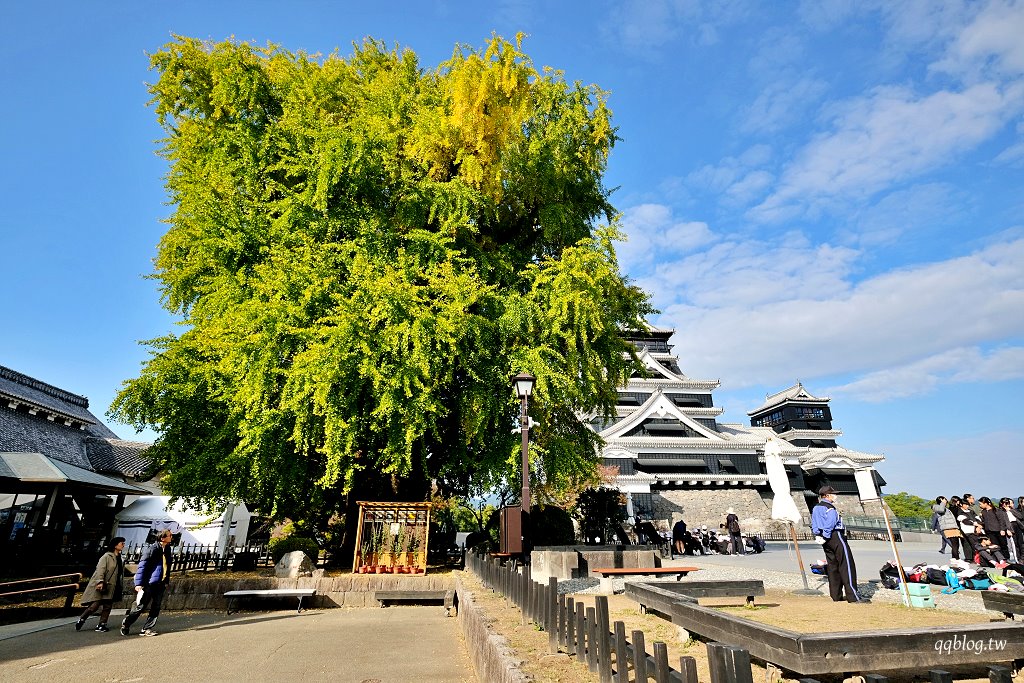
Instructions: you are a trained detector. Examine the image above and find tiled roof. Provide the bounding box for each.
[85,437,155,479]
[0,364,153,477]
[0,365,107,427]
[0,406,95,469]
[747,382,829,415]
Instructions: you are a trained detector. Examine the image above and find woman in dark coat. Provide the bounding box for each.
[979,497,1011,555]
[75,537,125,632]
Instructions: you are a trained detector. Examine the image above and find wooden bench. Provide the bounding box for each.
[374,590,456,617]
[223,588,315,614]
[981,590,1024,620]
[628,579,766,610]
[592,567,699,594]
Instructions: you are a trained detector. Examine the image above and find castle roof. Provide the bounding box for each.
[747,382,829,416]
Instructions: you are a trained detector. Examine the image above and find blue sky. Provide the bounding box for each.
[2,1,1022,499]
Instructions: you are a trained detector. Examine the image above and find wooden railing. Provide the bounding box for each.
[468,551,698,681]
[466,552,1020,682]
[0,573,82,610]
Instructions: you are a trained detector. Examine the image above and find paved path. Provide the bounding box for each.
[0,606,476,683]
[663,539,951,574]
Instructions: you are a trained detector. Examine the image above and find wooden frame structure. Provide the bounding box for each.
[351,502,431,575]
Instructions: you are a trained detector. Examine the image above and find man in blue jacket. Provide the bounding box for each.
[811,486,867,603]
[121,528,174,636]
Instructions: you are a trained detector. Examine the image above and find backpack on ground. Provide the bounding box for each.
[941,568,963,594]
[879,562,901,589]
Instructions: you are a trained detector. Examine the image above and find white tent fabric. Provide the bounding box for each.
[764,440,803,524]
[113,496,251,553]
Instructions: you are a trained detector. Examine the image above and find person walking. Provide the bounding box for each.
[121,528,174,637]
[723,508,744,555]
[931,497,952,554]
[937,496,963,560]
[75,537,126,632]
[811,485,866,603]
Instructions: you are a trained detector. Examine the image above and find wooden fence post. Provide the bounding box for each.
[613,621,629,683]
[586,606,599,673]
[652,641,670,683]
[679,655,698,683]
[548,577,558,653]
[725,645,754,683]
[566,597,576,656]
[988,665,1013,683]
[576,601,586,662]
[595,595,613,682]
[632,630,648,683]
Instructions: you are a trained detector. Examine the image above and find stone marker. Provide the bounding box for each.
[275,550,314,578]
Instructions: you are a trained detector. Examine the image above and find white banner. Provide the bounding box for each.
[855,468,880,501]
[764,440,803,523]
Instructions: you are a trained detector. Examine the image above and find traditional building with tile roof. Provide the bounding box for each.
[0,364,155,575]
[594,328,887,534]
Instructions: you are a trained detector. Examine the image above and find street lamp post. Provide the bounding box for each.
[511,372,536,515]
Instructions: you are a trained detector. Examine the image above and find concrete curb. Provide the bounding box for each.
[454,576,532,683]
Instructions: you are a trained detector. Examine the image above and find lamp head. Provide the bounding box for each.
[511,372,536,399]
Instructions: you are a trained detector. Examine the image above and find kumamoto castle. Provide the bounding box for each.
[0,324,888,562]
[595,326,886,532]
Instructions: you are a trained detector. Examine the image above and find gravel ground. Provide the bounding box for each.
[558,563,992,614]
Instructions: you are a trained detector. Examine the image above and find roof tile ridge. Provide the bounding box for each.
[0,365,90,409]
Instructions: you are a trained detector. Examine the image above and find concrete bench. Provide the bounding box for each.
[981,590,1024,620]
[374,590,456,617]
[223,588,316,614]
[592,566,699,594]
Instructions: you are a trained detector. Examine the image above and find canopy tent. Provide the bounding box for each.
[113,496,251,553]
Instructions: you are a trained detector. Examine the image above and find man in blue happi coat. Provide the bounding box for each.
[811,485,867,603]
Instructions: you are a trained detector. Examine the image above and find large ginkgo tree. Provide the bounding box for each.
[112,34,652,548]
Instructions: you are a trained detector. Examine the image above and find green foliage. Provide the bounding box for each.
[884,492,933,519]
[110,33,653,530]
[574,488,625,544]
[268,536,320,564]
[529,506,576,546]
[453,500,495,532]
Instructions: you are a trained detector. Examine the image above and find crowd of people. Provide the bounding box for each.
[634,509,765,557]
[931,493,1024,568]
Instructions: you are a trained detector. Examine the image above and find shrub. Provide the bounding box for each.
[268,536,319,565]
[529,506,576,546]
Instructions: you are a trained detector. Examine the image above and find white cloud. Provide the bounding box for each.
[741,77,829,134]
[933,0,1024,78]
[841,183,965,247]
[654,237,1024,391]
[750,82,1022,222]
[826,346,1024,401]
[617,204,717,277]
[685,145,774,202]
[603,0,752,57]
[876,429,1024,497]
